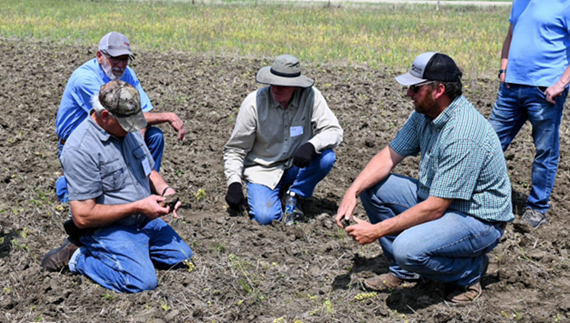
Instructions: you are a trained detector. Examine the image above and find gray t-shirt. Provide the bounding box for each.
[61,112,155,225]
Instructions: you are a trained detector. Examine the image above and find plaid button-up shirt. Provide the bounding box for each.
[390,95,513,222]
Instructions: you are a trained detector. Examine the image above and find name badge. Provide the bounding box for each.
[290,126,303,137]
[142,158,152,176]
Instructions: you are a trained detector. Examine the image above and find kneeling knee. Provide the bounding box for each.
[319,149,337,169]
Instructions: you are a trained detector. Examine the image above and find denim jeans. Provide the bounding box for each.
[360,174,504,287]
[246,149,336,225]
[489,83,568,214]
[69,218,193,293]
[55,126,165,203]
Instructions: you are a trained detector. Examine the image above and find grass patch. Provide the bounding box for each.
[0,0,510,75]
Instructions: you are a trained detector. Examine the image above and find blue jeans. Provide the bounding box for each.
[489,83,568,214]
[55,126,164,203]
[69,218,193,293]
[246,149,336,225]
[360,174,504,287]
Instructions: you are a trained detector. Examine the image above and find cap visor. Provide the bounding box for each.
[395,73,426,86]
[255,66,314,88]
[115,111,147,133]
[106,49,135,59]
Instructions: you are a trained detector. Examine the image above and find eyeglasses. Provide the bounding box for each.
[102,51,130,65]
[410,81,436,93]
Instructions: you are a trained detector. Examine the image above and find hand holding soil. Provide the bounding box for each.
[159,193,180,210]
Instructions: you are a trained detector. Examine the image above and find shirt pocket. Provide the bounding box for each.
[131,146,149,178]
[100,159,126,192]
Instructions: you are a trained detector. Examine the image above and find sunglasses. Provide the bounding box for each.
[102,51,130,64]
[410,81,436,93]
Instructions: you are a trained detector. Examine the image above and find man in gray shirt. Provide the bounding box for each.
[41,80,193,293]
[223,55,343,225]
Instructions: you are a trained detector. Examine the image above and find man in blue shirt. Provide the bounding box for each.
[336,52,513,304]
[42,80,193,293]
[490,0,570,229]
[55,32,185,202]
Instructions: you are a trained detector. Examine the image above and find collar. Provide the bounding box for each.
[87,110,112,142]
[431,95,465,130]
[267,87,301,110]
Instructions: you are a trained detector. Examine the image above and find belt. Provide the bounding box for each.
[498,222,507,230]
[59,138,66,146]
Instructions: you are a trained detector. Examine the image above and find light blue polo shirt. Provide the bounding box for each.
[390,96,514,222]
[61,112,155,225]
[507,0,570,87]
[56,59,153,141]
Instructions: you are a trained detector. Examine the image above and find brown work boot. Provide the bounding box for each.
[364,273,406,291]
[446,282,482,304]
[41,238,79,272]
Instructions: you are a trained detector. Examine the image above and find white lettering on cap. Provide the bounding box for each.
[411,64,424,77]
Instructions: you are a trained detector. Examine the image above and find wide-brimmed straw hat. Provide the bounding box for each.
[256,55,314,88]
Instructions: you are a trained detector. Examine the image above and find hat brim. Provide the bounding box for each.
[395,72,427,86]
[256,66,315,88]
[105,49,135,60]
[115,110,147,133]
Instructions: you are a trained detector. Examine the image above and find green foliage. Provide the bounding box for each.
[0,0,510,75]
[194,188,206,201]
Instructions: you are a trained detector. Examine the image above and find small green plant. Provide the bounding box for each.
[160,299,171,311]
[194,188,206,201]
[3,286,12,294]
[324,299,333,314]
[354,291,377,300]
[102,293,116,301]
[183,258,196,272]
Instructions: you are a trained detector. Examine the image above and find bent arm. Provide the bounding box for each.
[143,112,185,141]
[70,198,143,229]
[374,196,452,237]
[223,99,257,187]
[308,89,343,151]
[345,196,453,245]
[336,145,403,225]
[545,64,570,104]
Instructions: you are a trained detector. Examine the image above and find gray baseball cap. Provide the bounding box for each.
[99,80,147,133]
[256,55,314,88]
[396,52,461,86]
[99,32,135,59]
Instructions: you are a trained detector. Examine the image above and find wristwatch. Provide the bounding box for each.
[498,69,506,78]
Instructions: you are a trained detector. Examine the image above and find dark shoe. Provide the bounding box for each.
[520,208,547,229]
[446,282,482,304]
[364,273,408,291]
[41,238,79,272]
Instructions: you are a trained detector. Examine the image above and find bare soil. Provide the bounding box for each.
[1,39,570,323]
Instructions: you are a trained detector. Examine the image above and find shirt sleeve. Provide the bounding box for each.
[123,67,153,112]
[390,112,421,158]
[70,74,101,114]
[223,92,258,187]
[429,138,485,200]
[307,88,343,152]
[61,148,103,201]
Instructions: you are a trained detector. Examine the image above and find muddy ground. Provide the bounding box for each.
[1,39,570,323]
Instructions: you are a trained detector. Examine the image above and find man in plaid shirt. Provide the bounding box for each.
[336,52,513,304]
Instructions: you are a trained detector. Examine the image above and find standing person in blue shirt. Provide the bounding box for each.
[335,52,513,304]
[489,0,570,229]
[55,32,185,202]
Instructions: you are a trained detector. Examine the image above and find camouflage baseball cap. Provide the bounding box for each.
[99,80,147,132]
